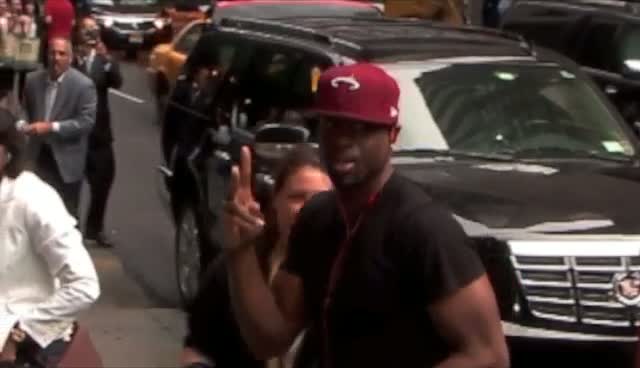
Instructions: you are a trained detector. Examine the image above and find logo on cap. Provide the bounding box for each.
[330,76,360,91]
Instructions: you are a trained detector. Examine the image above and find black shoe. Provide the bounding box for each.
[85,232,114,248]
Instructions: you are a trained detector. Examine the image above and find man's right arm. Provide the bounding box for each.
[226,247,306,359]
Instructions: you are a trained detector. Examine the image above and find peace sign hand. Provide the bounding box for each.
[223,146,265,253]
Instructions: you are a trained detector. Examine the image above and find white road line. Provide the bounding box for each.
[109,88,145,104]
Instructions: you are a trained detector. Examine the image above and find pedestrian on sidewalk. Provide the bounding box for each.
[42,0,74,66]
[18,36,97,218]
[224,63,509,368]
[0,108,100,368]
[74,16,122,247]
[181,146,332,368]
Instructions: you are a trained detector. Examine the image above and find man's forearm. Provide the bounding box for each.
[227,247,294,359]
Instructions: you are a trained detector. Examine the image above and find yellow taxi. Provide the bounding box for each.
[147,18,208,121]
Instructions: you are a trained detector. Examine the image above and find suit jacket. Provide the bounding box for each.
[73,52,123,146]
[22,67,97,183]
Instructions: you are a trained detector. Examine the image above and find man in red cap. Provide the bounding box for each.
[223,63,509,367]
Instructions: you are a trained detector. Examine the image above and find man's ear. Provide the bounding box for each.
[389,126,401,144]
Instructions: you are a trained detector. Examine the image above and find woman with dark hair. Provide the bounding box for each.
[181,146,332,368]
[0,108,100,368]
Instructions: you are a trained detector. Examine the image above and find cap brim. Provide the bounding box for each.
[303,108,396,126]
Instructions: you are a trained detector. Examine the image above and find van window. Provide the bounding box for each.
[577,18,622,72]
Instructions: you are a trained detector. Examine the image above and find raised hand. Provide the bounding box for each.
[223,146,265,252]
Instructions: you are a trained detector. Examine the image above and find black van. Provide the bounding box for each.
[501,0,640,132]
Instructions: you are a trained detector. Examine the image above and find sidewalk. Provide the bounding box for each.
[79,248,186,368]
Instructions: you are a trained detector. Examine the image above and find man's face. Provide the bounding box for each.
[48,39,71,78]
[318,116,394,190]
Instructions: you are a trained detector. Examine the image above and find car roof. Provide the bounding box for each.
[217,0,378,9]
[218,16,540,61]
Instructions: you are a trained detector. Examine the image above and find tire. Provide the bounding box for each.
[175,204,204,308]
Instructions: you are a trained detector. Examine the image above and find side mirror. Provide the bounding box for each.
[254,123,310,144]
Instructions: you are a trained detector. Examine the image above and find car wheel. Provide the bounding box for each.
[175,204,202,308]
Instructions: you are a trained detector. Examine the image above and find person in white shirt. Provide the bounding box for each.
[0,108,100,367]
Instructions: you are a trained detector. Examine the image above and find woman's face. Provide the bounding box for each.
[272,166,332,243]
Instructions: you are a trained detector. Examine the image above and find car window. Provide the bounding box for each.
[175,23,205,54]
[618,25,640,73]
[381,62,636,159]
[501,4,578,53]
[577,17,622,72]
[233,45,330,132]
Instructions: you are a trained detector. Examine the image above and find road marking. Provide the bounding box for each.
[109,88,145,104]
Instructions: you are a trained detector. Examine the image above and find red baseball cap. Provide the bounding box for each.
[309,63,400,126]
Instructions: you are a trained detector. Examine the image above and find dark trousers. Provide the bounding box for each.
[85,143,115,237]
[35,145,82,219]
[14,336,70,368]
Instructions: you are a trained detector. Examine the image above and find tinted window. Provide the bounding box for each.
[214,3,381,21]
[175,23,205,54]
[383,63,636,159]
[232,44,331,132]
[501,5,580,53]
[618,25,640,72]
[578,18,622,71]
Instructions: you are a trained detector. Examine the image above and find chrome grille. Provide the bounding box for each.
[512,253,640,327]
[113,21,154,31]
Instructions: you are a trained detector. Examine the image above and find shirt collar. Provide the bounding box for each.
[48,70,66,85]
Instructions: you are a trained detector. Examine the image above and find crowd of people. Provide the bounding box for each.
[0,2,511,367]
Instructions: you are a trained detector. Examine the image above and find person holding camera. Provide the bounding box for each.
[73,16,121,247]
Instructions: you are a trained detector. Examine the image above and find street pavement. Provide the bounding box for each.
[101,58,180,307]
[89,56,639,367]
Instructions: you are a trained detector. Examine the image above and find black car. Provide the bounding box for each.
[500,0,640,133]
[85,0,173,57]
[160,15,640,353]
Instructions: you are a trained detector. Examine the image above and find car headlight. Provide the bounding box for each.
[154,18,169,29]
[100,17,114,27]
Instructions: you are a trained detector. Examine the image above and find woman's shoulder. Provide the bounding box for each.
[12,171,63,205]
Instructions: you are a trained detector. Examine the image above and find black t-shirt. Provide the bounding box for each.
[184,256,263,368]
[283,172,485,368]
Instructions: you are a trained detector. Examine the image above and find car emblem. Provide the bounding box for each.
[331,76,360,91]
[613,272,640,306]
[132,23,138,29]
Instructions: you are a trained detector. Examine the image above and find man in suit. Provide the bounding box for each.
[19,36,97,218]
[74,16,121,247]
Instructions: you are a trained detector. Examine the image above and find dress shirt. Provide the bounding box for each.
[0,171,100,349]
[40,71,66,132]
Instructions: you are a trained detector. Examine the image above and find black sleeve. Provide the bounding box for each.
[184,256,228,352]
[106,58,123,90]
[400,204,485,304]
